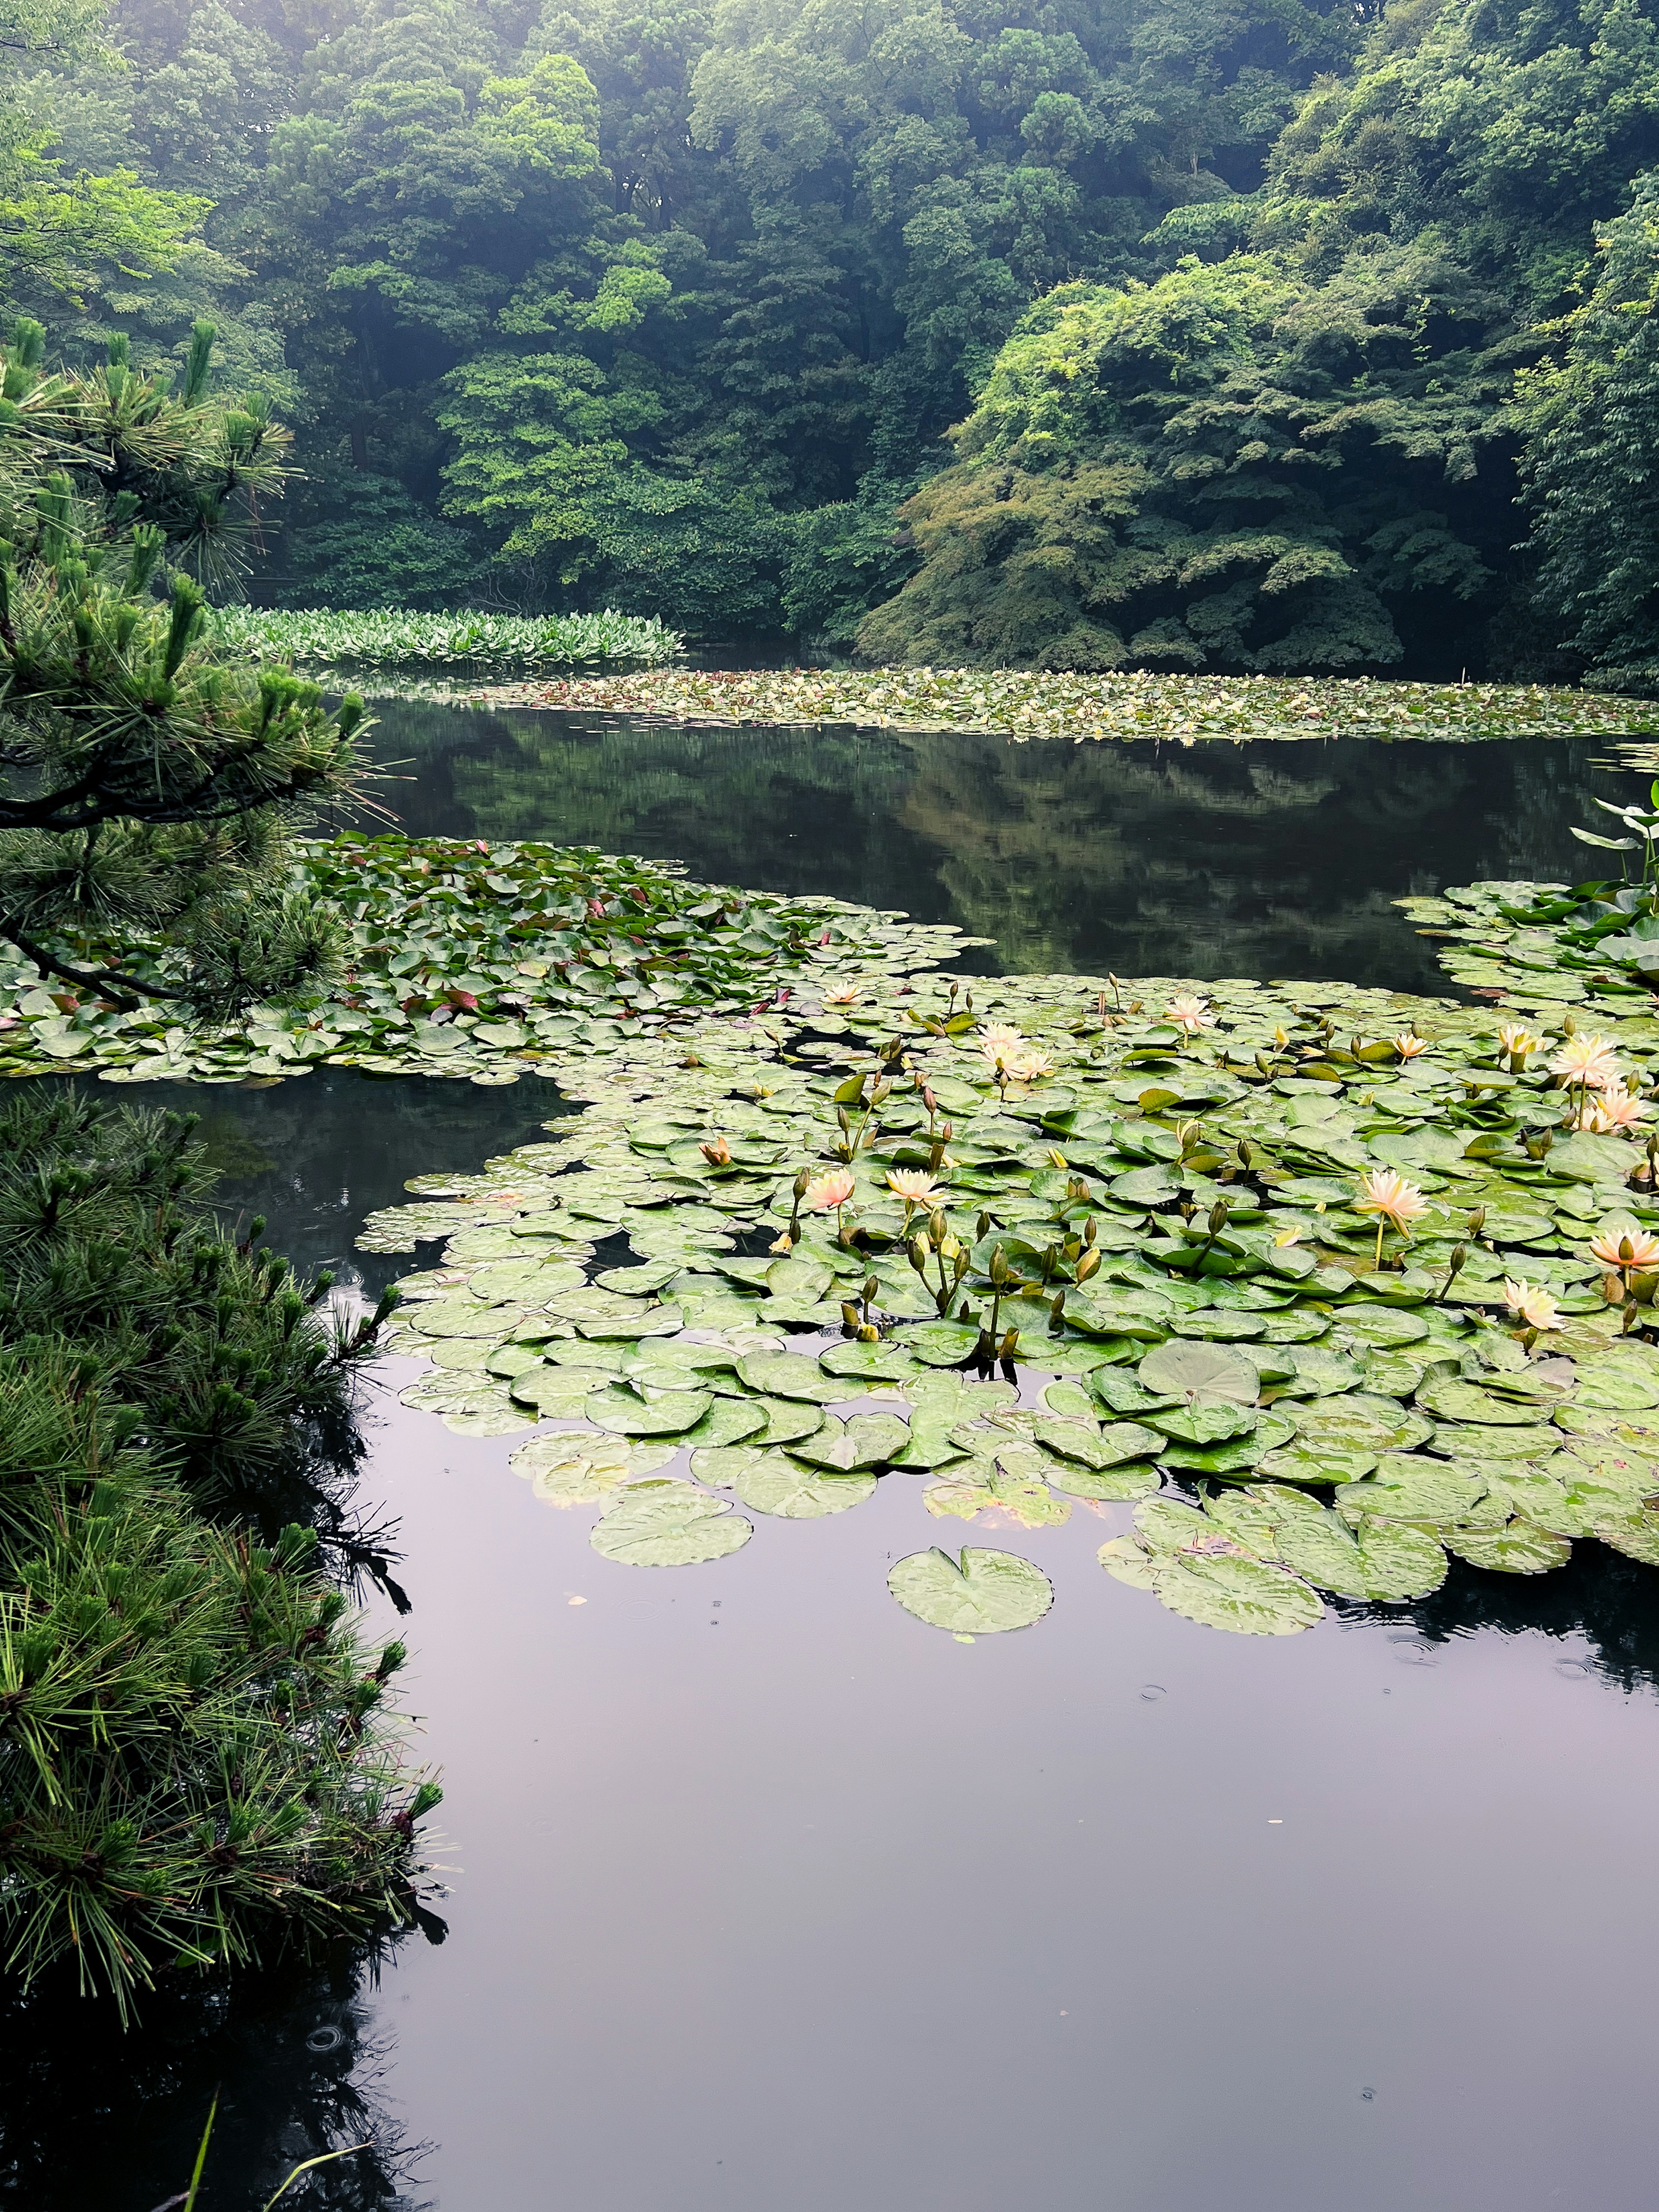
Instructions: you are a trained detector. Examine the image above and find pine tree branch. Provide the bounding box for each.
[0,916,170,1011]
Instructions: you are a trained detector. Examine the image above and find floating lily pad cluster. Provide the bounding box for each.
[1410,872,1659,1012]
[0,837,968,1084]
[212,605,681,674]
[364,954,1659,1638]
[492,667,1659,745]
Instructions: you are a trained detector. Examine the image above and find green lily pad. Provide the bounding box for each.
[1420,1378,1550,1426]
[926,1462,1070,1527]
[1255,1443,1378,1486]
[1335,1461,1487,1524]
[1592,1510,1659,1564]
[1274,1511,1447,1600]
[591,1478,753,1565]
[906,1320,985,1366]
[733,1455,877,1518]
[1446,1519,1571,1573]
[585,1384,713,1436]
[819,1338,921,1383]
[1335,1304,1432,1348]
[1137,1339,1258,1405]
[752,1396,825,1445]
[736,1352,844,1402]
[680,1397,769,1449]
[789,1411,911,1471]
[1144,1551,1325,1636]
[440,1399,537,1437]
[887,1546,1054,1634]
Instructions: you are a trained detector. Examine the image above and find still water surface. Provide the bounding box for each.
[13,715,1659,2210]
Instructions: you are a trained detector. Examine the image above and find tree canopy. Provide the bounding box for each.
[11,0,1659,674]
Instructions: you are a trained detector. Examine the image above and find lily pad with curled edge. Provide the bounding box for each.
[887,1546,1054,1635]
[678,1397,769,1450]
[1137,1339,1259,1406]
[594,1259,683,1297]
[585,1384,713,1437]
[1255,1442,1378,1486]
[736,1351,844,1402]
[1335,1460,1488,1525]
[1446,1519,1571,1573]
[1274,1510,1448,1601]
[590,1478,753,1566]
[1333,1303,1432,1348]
[819,1338,921,1385]
[889,1414,972,1471]
[731,1455,877,1519]
[906,1320,986,1367]
[1025,1415,1139,1471]
[748,1396,824,1446]
[1146,1552,1326,1636]
[789,1411,911,1471]
[1157,1412,1297,1476]
[1420,1378,1550,1426]
[1291,1395,1435,1453]
[1591,1510,1659,1564]
[1147,1401,1257,1447]
[512,1435,677,1506]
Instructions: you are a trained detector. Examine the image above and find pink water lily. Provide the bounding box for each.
[804,1169,855,1211]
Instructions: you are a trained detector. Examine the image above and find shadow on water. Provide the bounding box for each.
[357,703,1627,989]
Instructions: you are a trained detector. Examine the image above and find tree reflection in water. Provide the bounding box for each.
[358,702,1623,990]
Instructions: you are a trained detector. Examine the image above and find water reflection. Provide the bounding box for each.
[0,1922,438,2209]
[360,704,1623,989]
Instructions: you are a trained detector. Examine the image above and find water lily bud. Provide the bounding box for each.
[976,1211,991,1240]
[871,1079,891,1104]
[1624,1297,1639,1334]
[1208,1200,1229,1233]
[998,1326,1019,1360]
[1076,1247,1101,1283]
[928,1207,948,1243]
[1084,1214,1097,1246]
[953,1248,970,1282]
[856,1322,880,1343]
[909,1236,930,1274]
[794,1168,810,1199]
[1621,1236,1637,1265]
[836,1106,850,1135]
[863,1275,878,1304]
[990,1246,1008,1285]
[839,1302,861,1332]
[1049,1290,1066,1322]
[1047,1147,1067,1168]
[1238,1138,1252,1167]
[1467,1206,1487,1236]
[1564,1012,1577,1035]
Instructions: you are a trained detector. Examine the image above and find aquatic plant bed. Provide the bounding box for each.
[211,607,681,673]
[459,667,1659,743]
[359,955,1659,1642]
[1411,874,1659,1006]
[0,837,969,1082]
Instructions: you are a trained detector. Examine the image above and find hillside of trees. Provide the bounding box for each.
[8,0,1659,679]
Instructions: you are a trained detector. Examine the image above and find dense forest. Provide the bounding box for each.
[6,0,1659,678]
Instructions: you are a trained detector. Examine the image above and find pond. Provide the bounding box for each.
[12,709,1659,2212]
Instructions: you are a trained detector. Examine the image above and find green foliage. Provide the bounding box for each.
[0,316,365,1015]
[268,475,477,611]
[1515,173,1659,693]
[213,603,681,671]
[0,1087,432,2011]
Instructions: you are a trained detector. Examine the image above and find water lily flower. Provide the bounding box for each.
[1589,1225,1659,1281]
[1165,993,1216,1035]
[769,1230,793,1255]
[822,984,862,1007]
[803,1169,856,1212]
[1272,1226,1302,1248]
[979,1020,1025,1055]
[1498,1023,1542,1066]
[1354,1166,1430,1270]
[1503,1278,1560,1332]
[1393,1032,1427,1060]
[1007,1047,1055,1082]
[1582,1084,1651,1135]
[887,1169,940,1206]
[1549,1032,1621,1091]
[700,1134,732,1166]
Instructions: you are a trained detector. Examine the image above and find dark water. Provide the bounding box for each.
[360,702,1621,990]
[12,718,1659,2210]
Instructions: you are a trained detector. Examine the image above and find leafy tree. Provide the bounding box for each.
[1515,169,1659,691]
[0,315,363,1012]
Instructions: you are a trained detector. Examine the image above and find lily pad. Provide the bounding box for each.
[1445,1519,1571,1573]
[887,1546,1054,1634]
[1274,1511,1447,1600]
[734,1457,877,1518]
[736,1352,844,1402]
[585,1384,714,1437]
[1144,1551,1325,1636]
[1137,1339,1258,1405]
[591,1478,753,1565]
[790,1411,911,1471]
